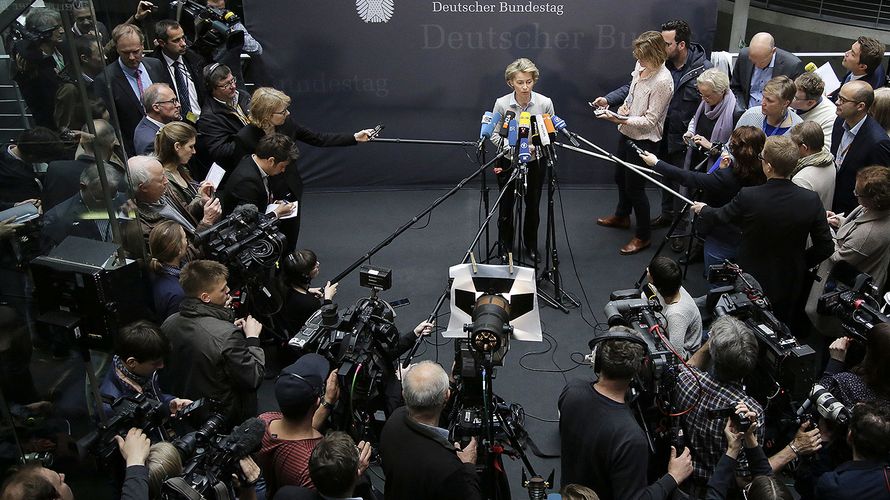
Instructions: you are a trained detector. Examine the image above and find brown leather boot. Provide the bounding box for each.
[619,237,651,255]
[596,215,631,229]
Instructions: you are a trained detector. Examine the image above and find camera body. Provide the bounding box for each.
[197,206,285,279]
[603,289,675,388]
[816,270,888,341]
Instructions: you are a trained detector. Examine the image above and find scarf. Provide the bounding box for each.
[791,147,835,178]
[113,354,150,393]
[685,90,736,168]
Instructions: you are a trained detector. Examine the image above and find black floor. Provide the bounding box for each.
[259,185,711,498]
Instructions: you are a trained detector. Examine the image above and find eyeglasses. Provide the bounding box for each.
[216,78,237,89]
[272,109,290,116]
[836,94,863,105]
[156,98,180,106]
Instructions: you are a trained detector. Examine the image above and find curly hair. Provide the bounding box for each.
[855,165,890,210]
[729,126,767,186]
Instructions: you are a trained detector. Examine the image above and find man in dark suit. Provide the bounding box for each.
[730,32,805,113]
[693,136,833,323]
[379,360,481,500]
[148,19,207,124]
[0,127,59,210]
[831,80,890,214]
[196,63,251,176]
[219,133,298,218]
[93,23,172,156]
[829,36,886,101]
[133,83,181,155]
[43,119,121,211]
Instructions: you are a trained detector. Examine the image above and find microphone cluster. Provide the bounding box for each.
[477,110,570,162]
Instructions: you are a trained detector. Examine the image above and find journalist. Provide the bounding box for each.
[638,126,766,269]
[148,221,188,321]
[692,135,833,323]
[277,249,338,340]
[379,360,482,500]
[154,122,220,229]
[271,431,374,500]
[673,316,763,491]
[195,63,251,175]
[814,400,890,499]
[159,259,266,423]
[559,326,692,499]
[819,323,890,407]
[219,132,298,218]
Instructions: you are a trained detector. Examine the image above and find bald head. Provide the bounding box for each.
[748,32,777,69]
[836,80,875,125]
[402,361,450,419]
[82,119,117,157]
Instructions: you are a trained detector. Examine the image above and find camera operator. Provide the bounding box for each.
[143,441,261,499]
[379,360,482,500]
[706,403,794,499]
[672,316,763,492]
[819,323,890,407]
[277,249,337,351]
[645,256,702,358]
[814,401,890,499]
[0,428,152,500]
[691,135,833,323]
[159,259,266,423]
[99,320,192,418]
[256,353,340,494]
[12,8,66,130]
[806,166,890,334]
[272,431,374,500]
[559,326,693,500]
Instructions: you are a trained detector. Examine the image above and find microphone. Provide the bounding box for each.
[530,116,541,146]
[805,62,817,72]
[517,111,532,164]
[499,110,517,139]
[507,118,518,150]
[551,114,580,147]
[217,417,266,457]
[535,114,554,159]
[542,113,557,142]
[476,111,500,150]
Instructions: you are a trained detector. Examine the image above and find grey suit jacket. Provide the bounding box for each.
[730,47,805,111]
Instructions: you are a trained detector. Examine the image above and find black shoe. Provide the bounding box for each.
[679,246,703,265]
[650,214,675,229]
[670,237,687,253]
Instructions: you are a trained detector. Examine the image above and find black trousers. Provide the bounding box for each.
[496,158,544,252]
[613,136,655,240]
[659,148,687,216]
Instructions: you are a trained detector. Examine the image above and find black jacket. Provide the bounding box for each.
[146,47,208,114]
[379,407,482,500]
[42,155,95,211]
[0,147,40,210]
[665,43,712,154]
[195,89,251,174]
[830,114,890,214]
[93,57,173,155]
[698,178,833,322]
[730,47,805,112]
[159,297,265,423]
[218,154,272,215]
[234,119,356,201]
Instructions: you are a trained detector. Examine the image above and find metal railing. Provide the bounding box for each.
[748,0,890,30]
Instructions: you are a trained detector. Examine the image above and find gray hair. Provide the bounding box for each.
[708,316,758,381]
[696,68,730,96]
[402,361,449,415]
[142,83,173,112]
[79,162,123,190]
[127,155,162,186]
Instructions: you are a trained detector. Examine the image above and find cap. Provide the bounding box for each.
[275,353,329,412]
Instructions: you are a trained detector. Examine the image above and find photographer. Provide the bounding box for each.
[644,256,702,359]
[559,326,692,499]
[673,316,763,492]
[159,259,266,423]
[814,401,890,499]
[819,323,890,407]
[257,353,339,494]
[706,403,793,499]
[0,428,152,500]
[99,320,192,418]
[272,431,374,500]
[380,360,482,500]
[12,8,66,130]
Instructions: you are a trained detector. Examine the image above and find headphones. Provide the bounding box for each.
[587,327,647,375]
[276,372,325,399]
[282,251,315,287]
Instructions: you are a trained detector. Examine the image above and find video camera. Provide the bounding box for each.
[705,262,816,400]
[170,0,242,54]
[816,264,889,342]
[290,266,402,438]
[196,204,285,279]
[162,417,265,500]
[602,290,675,388]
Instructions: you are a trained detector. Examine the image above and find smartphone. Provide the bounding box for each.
[369,124,385,139]
[388,298,410,308]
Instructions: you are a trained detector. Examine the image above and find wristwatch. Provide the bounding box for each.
[321,399,336,410]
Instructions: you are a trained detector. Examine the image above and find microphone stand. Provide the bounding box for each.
[371,137,476,146]
[538,147,580,313]
[330,149,508,284]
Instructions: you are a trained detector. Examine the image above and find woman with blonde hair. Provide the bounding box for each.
[593,30,675,255]
[154,121,220,228]
[234,86,376,249]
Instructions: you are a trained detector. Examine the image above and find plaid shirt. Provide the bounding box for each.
[673,366,764,482]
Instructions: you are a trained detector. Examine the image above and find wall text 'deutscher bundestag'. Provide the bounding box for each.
[432,1,566,15]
